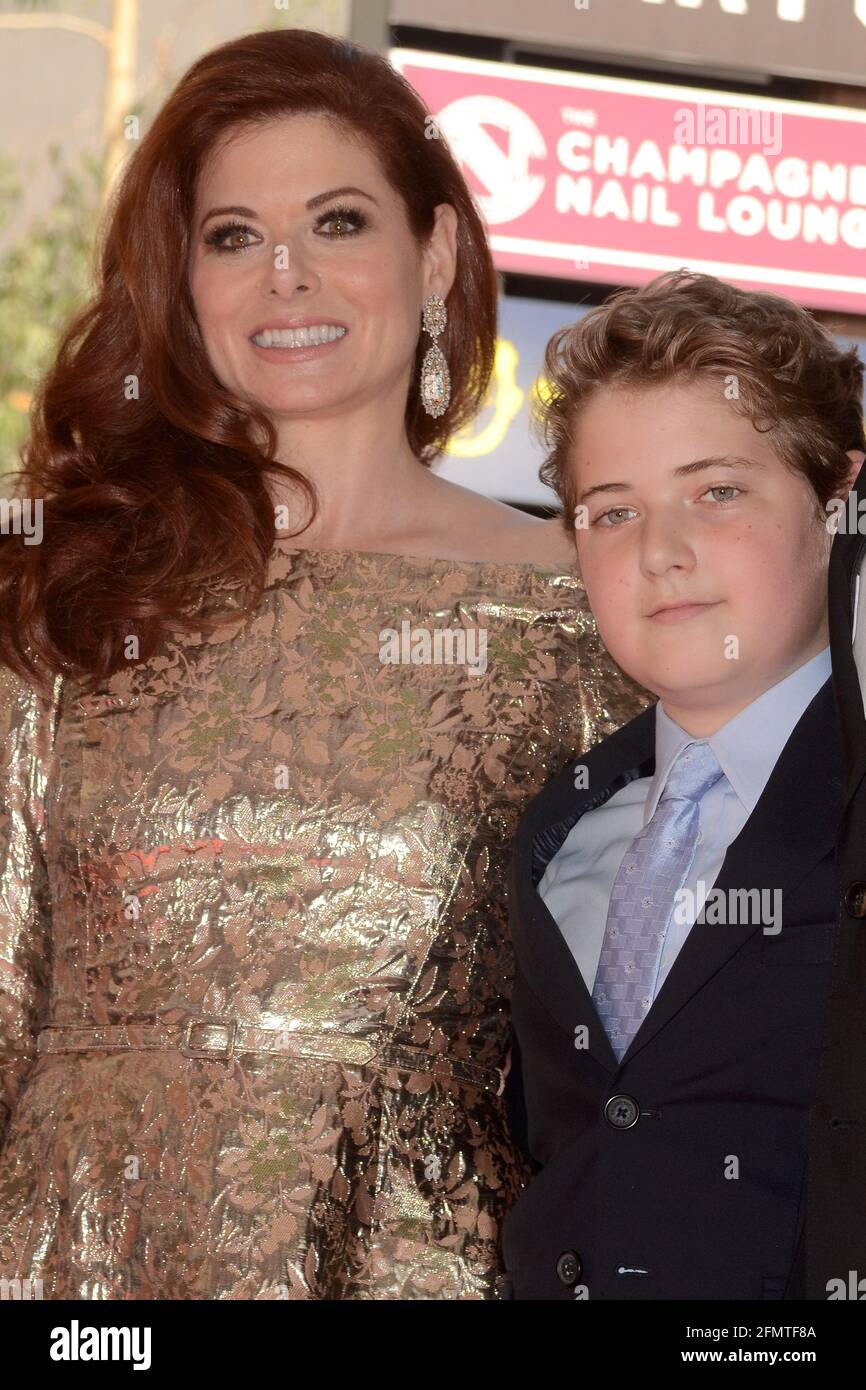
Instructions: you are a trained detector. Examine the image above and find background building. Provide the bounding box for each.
[366,0,866,508]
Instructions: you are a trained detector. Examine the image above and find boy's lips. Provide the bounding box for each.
[646,599,722,622]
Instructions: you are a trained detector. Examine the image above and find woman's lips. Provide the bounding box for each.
[248,331,348,364]
[648,601,721,624]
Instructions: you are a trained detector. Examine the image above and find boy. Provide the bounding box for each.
[501,270,865,1300]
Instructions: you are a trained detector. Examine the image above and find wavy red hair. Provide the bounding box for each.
[0,28,498,694]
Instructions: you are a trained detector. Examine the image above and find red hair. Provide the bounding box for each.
[0,28,498,694]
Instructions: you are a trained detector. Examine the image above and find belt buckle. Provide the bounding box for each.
[180,1017,236,1059]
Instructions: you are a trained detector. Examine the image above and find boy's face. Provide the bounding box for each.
[570,378,863,734]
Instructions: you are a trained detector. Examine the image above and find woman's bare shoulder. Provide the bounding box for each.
[430,480,576,570]
[495,513,576,570]
[474,507,576,570]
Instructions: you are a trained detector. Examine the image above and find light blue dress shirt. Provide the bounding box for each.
[539,645,832,999]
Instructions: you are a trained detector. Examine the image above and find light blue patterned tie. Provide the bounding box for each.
[592,741,724,1062]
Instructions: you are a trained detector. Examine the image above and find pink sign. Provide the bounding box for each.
[390,48,866,314]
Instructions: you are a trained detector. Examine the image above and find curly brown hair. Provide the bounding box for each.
[535,269,865,531]
[0,29,499,694]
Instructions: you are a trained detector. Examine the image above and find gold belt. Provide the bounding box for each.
[35,1020,506,1096]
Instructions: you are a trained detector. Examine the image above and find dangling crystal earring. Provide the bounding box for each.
[420,292,450,418]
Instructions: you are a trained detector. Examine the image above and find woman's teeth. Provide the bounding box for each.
[252,325,347,348]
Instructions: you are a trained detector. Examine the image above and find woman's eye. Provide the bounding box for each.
[204,221,257,254]
[203,206,368,255]
[315,205,368,238]
[704,485,742,503]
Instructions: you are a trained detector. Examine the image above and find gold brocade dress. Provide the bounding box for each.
[0,544,645,1300]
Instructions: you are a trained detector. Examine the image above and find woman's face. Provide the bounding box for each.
[188,113,456,421]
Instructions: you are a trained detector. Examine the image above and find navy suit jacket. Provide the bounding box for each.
[502,675,843,1300]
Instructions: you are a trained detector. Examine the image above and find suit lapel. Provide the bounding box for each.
[516,677,842,1076]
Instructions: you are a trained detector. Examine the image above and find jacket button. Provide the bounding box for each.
[604,1094,640,1128]
[844,882,866,918]
[556,1250,582,1286]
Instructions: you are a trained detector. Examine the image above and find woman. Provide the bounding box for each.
[0,30,646,1299]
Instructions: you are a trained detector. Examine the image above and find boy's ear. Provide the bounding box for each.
[844,449,866,494]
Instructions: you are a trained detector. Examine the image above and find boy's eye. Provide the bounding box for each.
[594,507,636,527]
[591,485,743,527]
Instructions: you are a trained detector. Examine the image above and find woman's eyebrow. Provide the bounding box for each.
[306,185,379,209]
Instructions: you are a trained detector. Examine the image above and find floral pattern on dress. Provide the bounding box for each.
[0,545,648,1298]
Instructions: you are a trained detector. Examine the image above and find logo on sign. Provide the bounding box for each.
[437,94,546,222]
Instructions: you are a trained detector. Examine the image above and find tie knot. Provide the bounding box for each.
[660,740,724,805]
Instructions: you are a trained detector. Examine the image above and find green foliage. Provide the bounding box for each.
[0,146,104,481]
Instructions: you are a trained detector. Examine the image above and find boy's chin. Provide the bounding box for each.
[624,655,733,703]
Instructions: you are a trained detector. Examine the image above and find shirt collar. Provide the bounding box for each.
[644,645,832,826]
